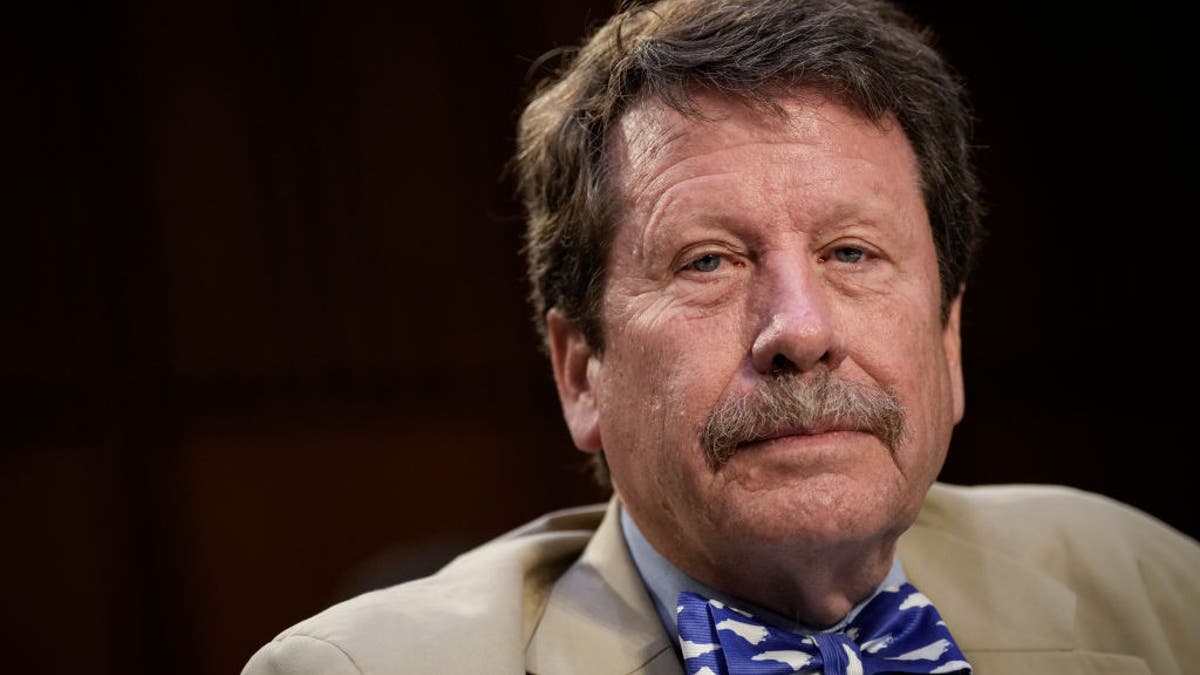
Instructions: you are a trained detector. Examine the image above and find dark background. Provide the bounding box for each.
[2,2,1190,673]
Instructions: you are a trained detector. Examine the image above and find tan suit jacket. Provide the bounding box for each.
[243,484,1199,674]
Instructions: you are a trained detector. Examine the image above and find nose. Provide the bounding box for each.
[750,258,845,374]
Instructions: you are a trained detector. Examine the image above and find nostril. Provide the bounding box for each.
[771,353,797,373]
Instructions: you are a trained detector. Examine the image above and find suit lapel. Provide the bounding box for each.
[526,499,682,675]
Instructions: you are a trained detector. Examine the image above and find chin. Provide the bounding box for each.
[714,471,918,549]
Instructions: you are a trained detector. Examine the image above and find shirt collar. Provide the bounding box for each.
[619,503,908,645]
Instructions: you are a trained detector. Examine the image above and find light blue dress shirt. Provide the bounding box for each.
[619,504,909,646]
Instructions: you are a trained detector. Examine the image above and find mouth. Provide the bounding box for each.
[736,423,869,449]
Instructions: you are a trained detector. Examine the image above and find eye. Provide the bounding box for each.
[832,247,865,263]
[689,253,723,272]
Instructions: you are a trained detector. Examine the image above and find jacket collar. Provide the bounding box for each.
[526,498,682,675]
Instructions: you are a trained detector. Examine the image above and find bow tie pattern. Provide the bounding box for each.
[676,582,971,675]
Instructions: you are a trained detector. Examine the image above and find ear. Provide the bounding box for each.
[943,288,966,424]
[547,309,603,453]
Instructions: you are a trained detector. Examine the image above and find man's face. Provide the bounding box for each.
[549,91,964,583]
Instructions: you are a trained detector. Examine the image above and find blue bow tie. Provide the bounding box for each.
[676,582,971,675]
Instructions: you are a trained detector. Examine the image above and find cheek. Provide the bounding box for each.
[850,299,954,438]
[603,331,724,434]
[608,286,750,396]
[597,304,750,456]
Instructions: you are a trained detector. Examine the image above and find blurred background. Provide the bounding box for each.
[3,2,1191,673]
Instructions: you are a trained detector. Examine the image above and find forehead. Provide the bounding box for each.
[605,90,924,241]
[613,91,829,164]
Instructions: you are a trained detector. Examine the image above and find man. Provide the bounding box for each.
[244,1,1200,673]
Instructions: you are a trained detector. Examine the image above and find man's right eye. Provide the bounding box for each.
[690,254,723,273]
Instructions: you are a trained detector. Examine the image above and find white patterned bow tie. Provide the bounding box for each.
[676,582,972,675]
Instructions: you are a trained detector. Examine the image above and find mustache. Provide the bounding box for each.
[700,368,906,470]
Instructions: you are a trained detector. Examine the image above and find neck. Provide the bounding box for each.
[627,509,901,628]
[620,505,905,634]
[699,539,898,627]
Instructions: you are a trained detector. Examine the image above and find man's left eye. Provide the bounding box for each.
[832,247,865,263]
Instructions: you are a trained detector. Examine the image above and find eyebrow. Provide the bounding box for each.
[802,202,878,235]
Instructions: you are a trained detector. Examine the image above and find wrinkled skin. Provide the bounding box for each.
[548,91,964,626]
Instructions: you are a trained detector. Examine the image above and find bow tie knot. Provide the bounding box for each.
[676,583,971,675]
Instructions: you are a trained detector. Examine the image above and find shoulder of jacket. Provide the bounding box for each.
[250,504,607,673]
[920,482,1187,542]
[912,484,1200,673]
[916,482,1199,580]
